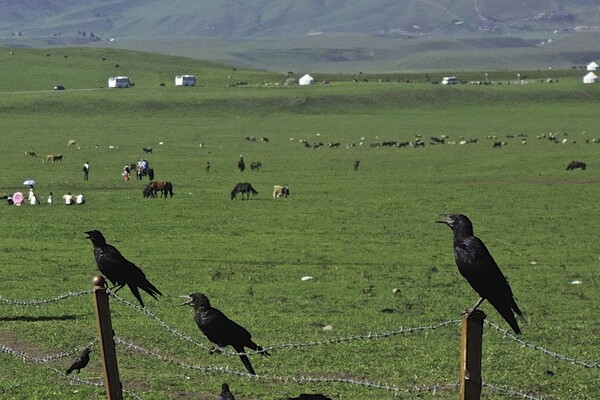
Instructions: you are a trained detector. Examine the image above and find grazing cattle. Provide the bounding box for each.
[67,140,77,146]
[246,136,257,143]
[44,154,54,162]
[261,137,269,143]
[25,151,36,157]
[53,154,63,161]
[250,161,262,172]
[231,182,258,200]
[493,141,504,148]
[272,185,289,198]
[566,161,587,171]
[142,147,153,154]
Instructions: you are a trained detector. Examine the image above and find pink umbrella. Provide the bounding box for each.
[12,191,24,205]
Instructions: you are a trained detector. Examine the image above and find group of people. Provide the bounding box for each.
[62,192,86,205]
[122,159,150,181]
[5,187,85,206]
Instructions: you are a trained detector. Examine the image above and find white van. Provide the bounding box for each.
[175,75,197,86]
[441,76,458,85]
[108,76,130,88]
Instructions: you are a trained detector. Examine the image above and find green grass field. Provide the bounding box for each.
[0,48,599,400]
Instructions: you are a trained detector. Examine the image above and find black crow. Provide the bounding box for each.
[180,293,270,375]
[218,383,235,400]
[66,348,91,375]
[85,230,162,308]
[437,214,524,334]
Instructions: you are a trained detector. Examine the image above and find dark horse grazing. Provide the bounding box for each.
[566,161,586,171]
[231,182,258,200]
[143,181,174,198]
[250,161,262,171]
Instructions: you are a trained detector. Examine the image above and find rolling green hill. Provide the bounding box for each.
[0,1,599,72]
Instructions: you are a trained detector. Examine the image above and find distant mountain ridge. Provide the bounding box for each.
[1,0,599,40]
[1,1,599,72]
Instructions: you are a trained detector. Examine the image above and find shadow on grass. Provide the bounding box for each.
[0,315,79,322]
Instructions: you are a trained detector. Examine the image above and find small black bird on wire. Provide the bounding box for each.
[218,383,235,400]
[437,214,525,334]
[66,348,92,375]
[180,293,270,375]
[85,230,162,308]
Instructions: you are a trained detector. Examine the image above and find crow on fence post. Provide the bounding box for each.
[436,214,525,334]
[85,230,162,308]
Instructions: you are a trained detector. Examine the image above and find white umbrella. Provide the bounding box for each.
[23,179,36,186]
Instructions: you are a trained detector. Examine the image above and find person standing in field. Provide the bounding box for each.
[83,162,90,181]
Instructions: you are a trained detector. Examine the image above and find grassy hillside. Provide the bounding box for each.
[1,1,599,73]
[2,0,599,39]
[0,48,599,400]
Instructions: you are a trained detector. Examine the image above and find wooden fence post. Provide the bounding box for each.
[92,275,123,400]
[459,309,485,400]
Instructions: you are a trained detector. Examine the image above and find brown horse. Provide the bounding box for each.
[144,181,174,198]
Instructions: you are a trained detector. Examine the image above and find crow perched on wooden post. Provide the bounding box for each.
[437,214,525,334]
[85,230,162,308]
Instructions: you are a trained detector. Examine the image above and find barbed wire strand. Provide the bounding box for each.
[3,289,596,371]
[0,290,92,306]
[485,320,600,369]
[483,382,543,400]
[114,336,458,396]
[108,290,461,356]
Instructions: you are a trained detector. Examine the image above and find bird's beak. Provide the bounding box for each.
[84,231,93,239]
[436,214,453,225]
[179,295,193,306]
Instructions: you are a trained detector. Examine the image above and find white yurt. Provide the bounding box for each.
[583,72,599,84]
[298,74,316,85]
[586,61,598,71]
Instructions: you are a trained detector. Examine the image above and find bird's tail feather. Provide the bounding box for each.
[141,280,162,299]
[248,341,271,357]
[129,285,145,308]
[238,354,256,375]
[497,304,522,335]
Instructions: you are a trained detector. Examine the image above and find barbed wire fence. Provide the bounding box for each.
[1,289,598,399]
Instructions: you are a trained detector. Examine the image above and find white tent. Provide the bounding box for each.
[586,61,598,71]
[298,74,315,85]
[583,72,599,84]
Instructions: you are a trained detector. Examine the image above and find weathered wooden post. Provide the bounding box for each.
[459,309,485,400]
[92,275,123,400]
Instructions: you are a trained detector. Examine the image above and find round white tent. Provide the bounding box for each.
[586,61,598,71]
[583,72,598,84]
[298,74,315,85]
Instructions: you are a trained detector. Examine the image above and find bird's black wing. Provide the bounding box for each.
[196,308,254,348]
[96,244,162,307]
[454,236,524,333]
[66,352,90,375]
[196,308,268,375]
